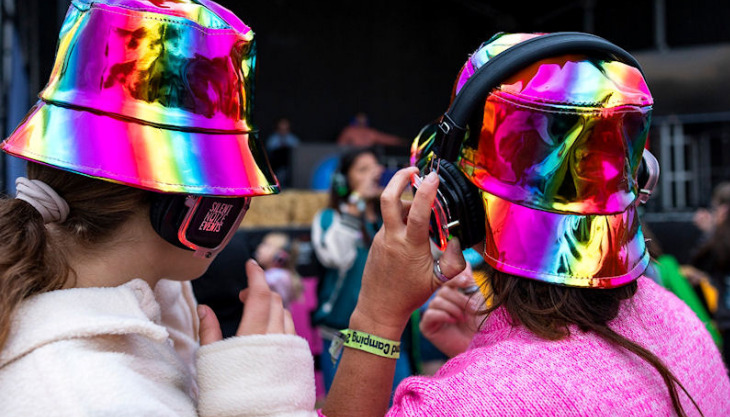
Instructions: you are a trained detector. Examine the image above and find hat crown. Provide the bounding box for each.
[455,33,653,215]
[2,0,279,197]
[42,0,255,132]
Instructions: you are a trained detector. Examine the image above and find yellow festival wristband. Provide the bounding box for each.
[329,329,401,364]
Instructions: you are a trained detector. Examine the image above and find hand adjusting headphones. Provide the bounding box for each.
[412,32,659,252]
[150,194,251,258]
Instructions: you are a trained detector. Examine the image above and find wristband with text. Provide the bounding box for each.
[329,329,401,364]
[347,192,367,213]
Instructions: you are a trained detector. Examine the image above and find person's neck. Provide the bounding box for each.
[59,217,166,290]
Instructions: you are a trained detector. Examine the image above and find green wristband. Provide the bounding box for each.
[329,329,401,364]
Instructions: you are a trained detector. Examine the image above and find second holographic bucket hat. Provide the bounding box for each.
[2,0,278,197]
[412,33,654,288]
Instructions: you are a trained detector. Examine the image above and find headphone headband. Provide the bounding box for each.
[437,32,644,161]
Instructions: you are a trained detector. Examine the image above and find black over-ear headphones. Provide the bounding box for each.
[150,194,251,258]
[413,32,659,251]
[332,171,350,198]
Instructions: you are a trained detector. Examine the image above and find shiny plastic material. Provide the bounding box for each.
[410,32,654,288]
[481,191,649,288]
[456,34,652,215]
[2,0,278,197]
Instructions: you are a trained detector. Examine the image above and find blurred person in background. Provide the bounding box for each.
[311,147,415,396]
[255,232,303,308]
[336,112,406,147]
[266,117,301,188]
[691,182,730,367]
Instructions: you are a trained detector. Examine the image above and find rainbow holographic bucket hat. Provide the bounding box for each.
[412,33,655,289]
[2,0,278,197]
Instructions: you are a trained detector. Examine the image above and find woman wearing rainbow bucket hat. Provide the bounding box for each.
[0,1,317,416]
[322,33,730,416]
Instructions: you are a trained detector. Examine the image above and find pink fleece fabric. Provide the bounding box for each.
[387,278,730,416]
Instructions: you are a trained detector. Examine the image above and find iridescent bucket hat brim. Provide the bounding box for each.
[412,33,653,288]
[2,0,278,197]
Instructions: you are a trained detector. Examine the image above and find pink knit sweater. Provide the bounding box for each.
[387,278,730,416]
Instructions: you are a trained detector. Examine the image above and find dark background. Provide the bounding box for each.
[16,0,730,143]
[197,0,730,141]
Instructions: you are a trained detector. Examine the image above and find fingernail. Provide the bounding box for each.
[249,259,259,267]
[197,305,207,319]
[425,171,438,183]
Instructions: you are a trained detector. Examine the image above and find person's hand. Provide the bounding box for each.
[680,265,711,286]
[420,265,484,357]
[199,259,296,345]
[693,208,714,235]
[350,167,466,339]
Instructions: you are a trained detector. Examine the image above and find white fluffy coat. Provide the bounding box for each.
[0,279,317,417]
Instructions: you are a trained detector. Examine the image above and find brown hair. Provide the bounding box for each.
[480,267,702,417]
[0,162,151,350]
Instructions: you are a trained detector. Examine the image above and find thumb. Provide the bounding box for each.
[445,263,476,289]
[198,304,223,346]
[436,237,467,284]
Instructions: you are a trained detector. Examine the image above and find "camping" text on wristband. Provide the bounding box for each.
[329,329,401,364]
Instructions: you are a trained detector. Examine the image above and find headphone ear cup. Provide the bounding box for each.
[636,149,660,205]
[436,160,486,249]
[149,194,190,250]
[332,172,349,197]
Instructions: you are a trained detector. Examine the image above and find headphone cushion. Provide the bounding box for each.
[332,172,350,197]
[149,194,190,250]
[437,160,486,248]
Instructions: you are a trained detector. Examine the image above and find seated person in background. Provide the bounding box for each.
[336,112,406,147]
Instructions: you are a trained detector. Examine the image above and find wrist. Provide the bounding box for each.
[349,307,407,341]
[330,329,401,362]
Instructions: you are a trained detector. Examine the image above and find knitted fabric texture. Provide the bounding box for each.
[387,278,730,416]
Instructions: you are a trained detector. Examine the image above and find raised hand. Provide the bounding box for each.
[199,259,295,346]
[420,264,484,357]
[351,167,466,337]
